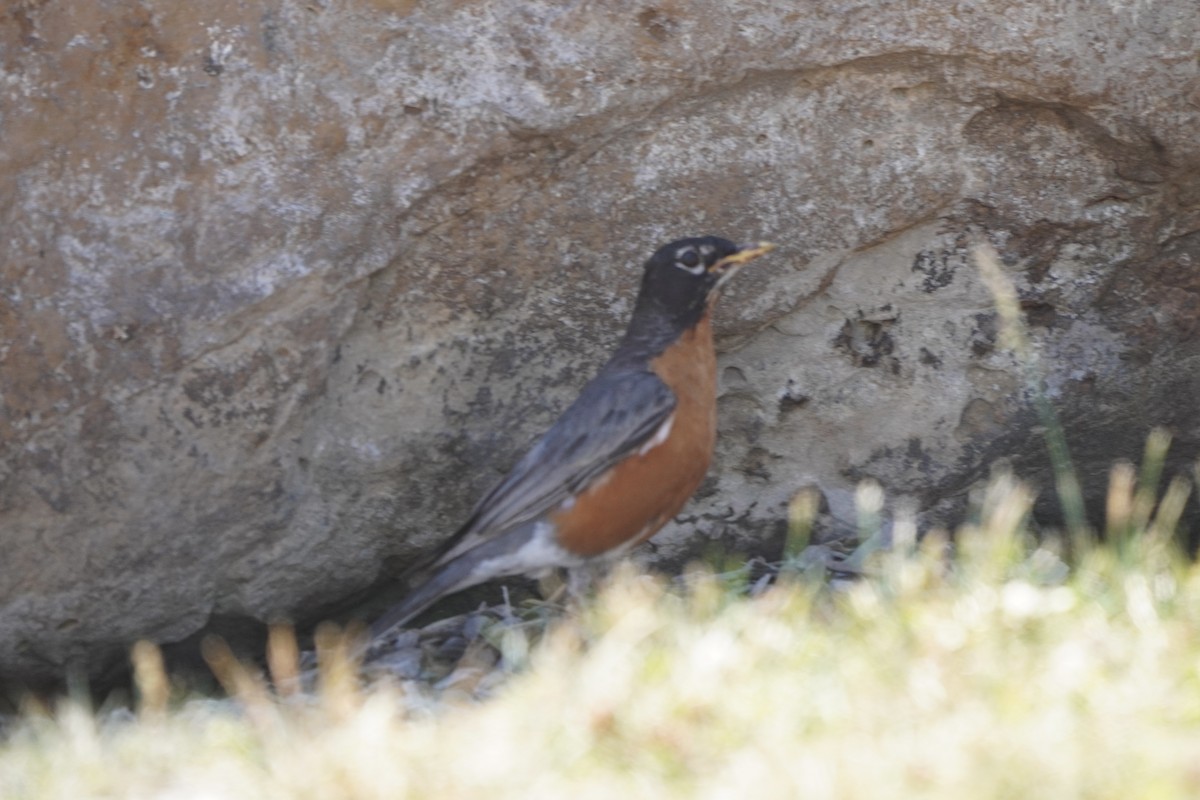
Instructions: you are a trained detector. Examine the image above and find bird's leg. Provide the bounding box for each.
[536,562,611,611]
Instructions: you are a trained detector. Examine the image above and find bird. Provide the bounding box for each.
[371,236,776,639]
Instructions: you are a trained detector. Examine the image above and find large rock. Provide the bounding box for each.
[2,0,1198,682]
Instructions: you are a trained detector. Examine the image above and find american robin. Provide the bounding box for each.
[372,236,776,638]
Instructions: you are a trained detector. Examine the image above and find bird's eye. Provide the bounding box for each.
[677,249,700,269]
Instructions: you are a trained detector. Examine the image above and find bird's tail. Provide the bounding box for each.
[368,558,475,639]
[369,524,537,641]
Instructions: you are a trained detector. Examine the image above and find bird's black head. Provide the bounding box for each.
[633,235,775,328]
[612,236,775,362]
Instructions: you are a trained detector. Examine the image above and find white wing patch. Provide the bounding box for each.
[637,413,675,456]
[471,520,584,581]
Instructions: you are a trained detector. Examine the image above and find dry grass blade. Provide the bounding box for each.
[200,635,276,729]
[1106,460,1136,541]
[129,640,169,719]
[1133,426,1172,531]
[1149,475,1191,541]
[972,241,1088,541]
[266,623,302,699]
[785,486,821,558]
[314,622,363,720]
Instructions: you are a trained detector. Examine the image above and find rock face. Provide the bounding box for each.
[2,0,1198,682]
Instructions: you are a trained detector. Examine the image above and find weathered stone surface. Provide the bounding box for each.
[1,0,1198,682]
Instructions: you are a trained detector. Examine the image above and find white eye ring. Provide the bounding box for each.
[674,246,704,275]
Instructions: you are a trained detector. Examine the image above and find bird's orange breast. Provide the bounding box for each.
[550,313,717,557]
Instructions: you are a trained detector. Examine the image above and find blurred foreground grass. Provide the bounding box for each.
[3,469,1200,799]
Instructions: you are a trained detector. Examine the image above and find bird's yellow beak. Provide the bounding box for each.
[709,242,777,273]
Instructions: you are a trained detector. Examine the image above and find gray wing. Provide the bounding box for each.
[431,369,676,565]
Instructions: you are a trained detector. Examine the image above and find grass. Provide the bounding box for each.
[3,466,1200,799]
[4,243,1199,797]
